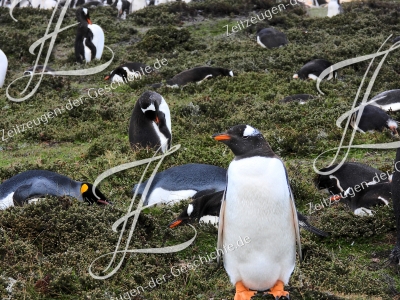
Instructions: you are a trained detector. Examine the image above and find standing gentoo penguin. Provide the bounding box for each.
[293,59,337,81]
[350,105,398,135]
[75,8,105,63]
[165,67,233,88]
[390,146,400,263]
[133,163,227,206]
[169,190,329,237]
[104,62,152,83]
[256,28,288,49]
[213,124,301,300]
[327,0,343,18]
[0,49,8,88]
[316,162,391,196]
[368,89,400,112]
[128,91,171,153]
[115,0,130,19]
[0,170,111,210]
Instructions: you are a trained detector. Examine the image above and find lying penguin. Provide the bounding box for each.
[368,89,400,112]
[0,170,110,210]
[133,163,227,206]
[168,190,329,237]
[293,59,337,81]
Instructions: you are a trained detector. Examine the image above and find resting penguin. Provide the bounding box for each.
[133,163,227,206]
[104,62,152,83]
[0,49,8,88]
[293,59,337,81]
[128,91,171,153]
[75,8,105,63]
[169,190,329,237]
[327,0,343,18]
[213,124,301,300]
[256,28,288,49]
[0,170,111,210]
[280,94,315,104]
[23,65,55,76]
[390,146,400,263]
[316,162,391,196]
[368,89,400,112]
[350,105,398,136]
[165,67,233,88]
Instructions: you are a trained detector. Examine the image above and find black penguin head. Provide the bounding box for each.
[139,92,162,123]
[104,67,127,81]
[213,124,274,158]
[168,203,197,228]
[80,183,111,205]
[76,7,92,24]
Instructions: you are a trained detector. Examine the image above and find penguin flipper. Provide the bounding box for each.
[297,212,329,237]
[13,183,37,206]
[216,188,226,266]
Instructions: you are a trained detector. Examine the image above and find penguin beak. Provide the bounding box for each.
[104,75,110,80]
[168,219,182,228]
[155,116,160,124]
[87,18,92,24]
[213,133,231,141]
[329,195,341,203]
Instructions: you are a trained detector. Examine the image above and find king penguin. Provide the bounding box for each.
[75,8,105,63]
[128,91,171,153]
[213,124,301,300]
[0,49,8,88]
[0,170,111,210]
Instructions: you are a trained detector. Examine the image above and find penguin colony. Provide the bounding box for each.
[2,1,400,299]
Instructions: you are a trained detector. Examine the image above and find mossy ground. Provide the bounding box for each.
[1,0,400,299]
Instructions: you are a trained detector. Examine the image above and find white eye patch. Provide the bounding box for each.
[82,8,88,15]
[187,204,194,216]
[243,125,260,137]
[229,70,234,77]
[141,103,155,114]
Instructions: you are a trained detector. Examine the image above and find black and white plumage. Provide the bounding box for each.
[133,163,227,206]
[368,89,400,112]
[169,190,329,237]
[316,162,391,196]
[23,65,55,76]
[0,170,111,210]
[327,0,343,18]
[214,124,301,299]
[104,62,152,83]
[293,59,337,81]
[256,27,288,49]
[0,49,8,88]
[75,8,104,63]
[390,147,400,263]
[166,67,233,88]
[115,0,130,19]
[280,94,315,104]
[128,91,171,153]
[350,105,398,135]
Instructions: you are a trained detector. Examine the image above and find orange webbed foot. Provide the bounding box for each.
[267,280,289,300]
[234,281,257,300]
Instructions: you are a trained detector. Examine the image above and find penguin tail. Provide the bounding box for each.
[299,220,329,237]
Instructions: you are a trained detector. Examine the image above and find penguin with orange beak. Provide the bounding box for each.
[213,124,301,300]
[75,8,104,63]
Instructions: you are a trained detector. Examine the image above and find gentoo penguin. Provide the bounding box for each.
[293,59,337,81]
[128,91,171,153]
[115,0,130,18]
[368,89,400,112]
[316,162,391,196]
[327,0,343,18]
[0,49,8,88]
[169,190,329,237]
[104,62,152,83]
[0,170,111,210]
[280,94,315,104]
[213,124,301,300]
[350,105,398,135]
[390,146,400,263]
[75,8,105,63]
[332,182,391,216]
[133,163,227,206]
[256,28,288,49]
[23,65,55,76]
[166,67,233,88]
